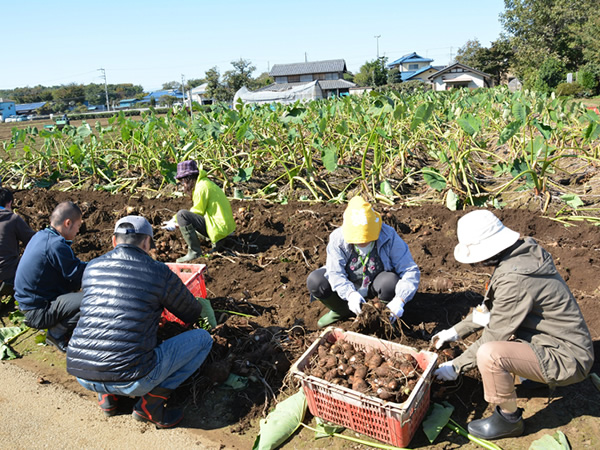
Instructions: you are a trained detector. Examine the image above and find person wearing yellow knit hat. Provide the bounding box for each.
[306,196,420,328]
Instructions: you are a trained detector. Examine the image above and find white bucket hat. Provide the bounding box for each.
[454,210,520,264]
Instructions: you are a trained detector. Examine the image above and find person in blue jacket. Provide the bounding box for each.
[306,196,420,328]
[67,216,213,429]
[15,201,87,353]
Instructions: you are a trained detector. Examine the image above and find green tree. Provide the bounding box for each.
[186,78,205,90]
[204,67,230,102]
[85,83,107,105]
[223,58,257,99]
[456,39,484,68]
[254,72,273,88]
[534,57,567,93]
[158,94,177,106]
[456,38,514,85]
[53,83,86,106]
[354,58,388,87]
[500,0,596,86]
[162,81,180,90]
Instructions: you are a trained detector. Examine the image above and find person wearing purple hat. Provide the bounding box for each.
[432,210,593,440]
[162,160,235,261]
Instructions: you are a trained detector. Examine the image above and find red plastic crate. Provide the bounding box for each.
[161,263,207,326]
[291,327,438,447]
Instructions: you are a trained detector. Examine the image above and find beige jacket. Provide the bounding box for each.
[453,238,594,388]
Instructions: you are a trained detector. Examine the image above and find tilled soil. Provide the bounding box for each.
[5,187,600,449]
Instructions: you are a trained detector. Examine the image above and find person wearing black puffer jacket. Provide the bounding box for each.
[66,215,213,429]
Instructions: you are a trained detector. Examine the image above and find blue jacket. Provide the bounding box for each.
[66,244,204,382]
[15,227,87,311]
[325,223,420,302]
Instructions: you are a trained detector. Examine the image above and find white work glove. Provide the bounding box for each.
[431,327,459,350]
[161,219,178,231]
[347,292,365,316]
[434,361,459,381]
[386,297,405,323]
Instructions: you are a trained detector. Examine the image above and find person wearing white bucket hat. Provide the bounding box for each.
[433,210,593,440]
[306,196,420,328]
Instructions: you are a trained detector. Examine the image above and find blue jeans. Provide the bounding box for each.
[77,329,212,396]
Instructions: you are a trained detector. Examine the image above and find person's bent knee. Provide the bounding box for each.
[373,271,399,302]
[188,328,213,350]
[476,342,497,371]
[306,269,332,298]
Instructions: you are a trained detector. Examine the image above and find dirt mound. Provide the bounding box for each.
[7,188,600,448]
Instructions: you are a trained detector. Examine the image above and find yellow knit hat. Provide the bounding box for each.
[342,196,382,244]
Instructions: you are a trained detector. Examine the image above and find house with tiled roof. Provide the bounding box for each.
[388,52,441,82]
[428,62,493,91]
[235,59,356,103]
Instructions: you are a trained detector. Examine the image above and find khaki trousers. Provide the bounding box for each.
[476,341,545,404]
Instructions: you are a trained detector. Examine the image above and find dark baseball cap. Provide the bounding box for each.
[114,215,155,247]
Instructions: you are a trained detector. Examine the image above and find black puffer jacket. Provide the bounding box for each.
[66,244,203,382]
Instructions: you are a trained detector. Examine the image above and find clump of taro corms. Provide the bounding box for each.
[304,338,423,403]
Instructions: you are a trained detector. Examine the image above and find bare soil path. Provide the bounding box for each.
[0,361,219,449]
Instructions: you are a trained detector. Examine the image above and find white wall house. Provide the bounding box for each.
[0,99,16,121]
[235,59,356,104]
[190,83,212,105]
[428,63,493,91]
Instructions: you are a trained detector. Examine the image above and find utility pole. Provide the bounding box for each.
[98,68,110,111]
[181,74,186,105]
[374,35,381,59]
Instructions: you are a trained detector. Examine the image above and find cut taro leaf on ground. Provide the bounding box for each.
[252,390,306,450]
[313,417,345,439]
[528,431,570,450]
[423,402,502,450]
[422,401,455,443]
[0,326,24,360]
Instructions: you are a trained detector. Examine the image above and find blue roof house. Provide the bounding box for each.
[387,52,441,82]
[142,89,184,104]
[15,101,47,115]
[118,98,140,109]
[0,98,17,121]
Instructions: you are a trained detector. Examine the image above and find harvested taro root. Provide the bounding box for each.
[350,300,396,338]
[304,337,425,403]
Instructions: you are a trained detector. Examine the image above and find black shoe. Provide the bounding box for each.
[98,394,120,417]
[45,332,68,353]
[132,387,183,429]
[467,406,524,440]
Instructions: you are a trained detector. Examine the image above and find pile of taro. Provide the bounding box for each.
[304,337,424,403]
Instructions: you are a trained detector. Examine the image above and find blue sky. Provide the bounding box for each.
[2,0,506,93]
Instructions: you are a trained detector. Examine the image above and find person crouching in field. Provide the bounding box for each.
[15,201,87,353]
[162,160,236,262]
[433,210,594,440]
[0,187,35,298]
[67,216,213,429]
[306,196,420,328]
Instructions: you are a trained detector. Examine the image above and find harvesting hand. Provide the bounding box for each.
[161,219,177,231]
[434,361,458,381]
[347,292,365,316]
[431,327,459,350]
[386,296,405,323]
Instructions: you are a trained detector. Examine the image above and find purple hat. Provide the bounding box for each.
[176,160,199,179]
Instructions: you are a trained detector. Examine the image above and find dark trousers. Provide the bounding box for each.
[306,268,399,302]
[176,210,208,239]
[23,292,84,336]
[0,281,15,298]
